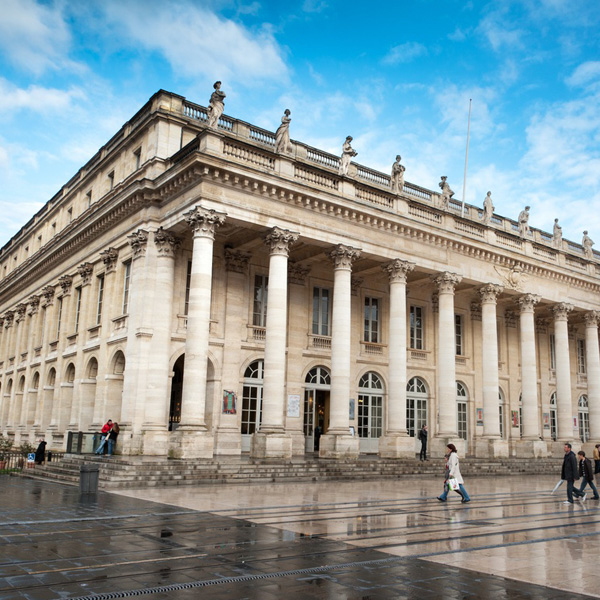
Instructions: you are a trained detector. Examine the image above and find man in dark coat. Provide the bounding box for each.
[418,425,428,461]
[562,443,584,504]
[577,451,599,500]
[34,439,46,465]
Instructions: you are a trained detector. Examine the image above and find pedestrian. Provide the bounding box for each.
[34,439,46,465]
[437,443,471,503]
[418,424,428,461]
[94,419,113,456]
[594,444,600,475]
[561,443,584,504]
[107,422,120,457]
[577,451,599,500]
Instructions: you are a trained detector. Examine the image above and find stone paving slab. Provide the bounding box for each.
[0,476,598,599]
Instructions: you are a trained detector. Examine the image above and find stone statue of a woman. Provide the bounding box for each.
[207,81,226,128]
[390,155,405,194]
[275,109,292,153]
[339,136,357,176]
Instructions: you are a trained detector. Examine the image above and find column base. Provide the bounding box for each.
[512,439,550,458]
[378,434,415,459]
[213,427,242,457]
[475,438,509,458]
[250,432,293,459]
[289,430,306,456]
[170,429,214,460]
[319,433,359,459]
[140,428,170,457]
[430,436,466,458]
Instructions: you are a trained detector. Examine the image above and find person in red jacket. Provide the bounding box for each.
[94,420,113,456]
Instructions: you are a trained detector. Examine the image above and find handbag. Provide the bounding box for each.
[448,478,460,491]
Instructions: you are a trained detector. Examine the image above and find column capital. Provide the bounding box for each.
[517,293,540,313]
[225,248,251,274]
[28,295,40,316]
[478,283,503,304]
[100,247,119,272]
[327,244,361,270]
[264,226,298,256]
[552,302,574,321]
[184,206,226,239]
[432,271,462,294]
[77,262,94,286]
[535,318,548,334]
[154,227,181,257]
[382,259,415,284]
[470,302,482,321]
[58,274,73,295]
[288,261,310,285]
[127,229,149,259]
[3,311,14,328]
[15,303,27,323]
[584,311,600,327]
[41,286,55,307]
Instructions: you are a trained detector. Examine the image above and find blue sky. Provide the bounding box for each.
[1,0,600,249]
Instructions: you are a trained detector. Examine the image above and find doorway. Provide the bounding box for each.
[303,365,331,453]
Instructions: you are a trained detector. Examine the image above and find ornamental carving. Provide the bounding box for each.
[478,283,503,304]
[264,226,299,256]
[127,229,149,258]
[504,310,517,328]
[517,294,540,313]
[100,247,119,272]
[225,248,251,274]
[552,302,573,321]
[41,286,55,307]
[288,261,310,285]
[77,262,94,286]
[470,302,482,321]
[28,295,40,316]
[351,276,363,296]
[431,292,439,314]
[184,206,226,239]
[494,263,527,291]
[535,318,548,334]
[382,259,415,284]
[154,227,181,257]
[58,275,73,295]
[15,304,27,323]
[432,271,462,294]
[584,311,600,327]
[327,244,361,270]
[3,311,14,328]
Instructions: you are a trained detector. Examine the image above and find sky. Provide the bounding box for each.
[1,0,600,249]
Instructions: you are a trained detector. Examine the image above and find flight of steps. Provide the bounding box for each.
[20,454,563,490]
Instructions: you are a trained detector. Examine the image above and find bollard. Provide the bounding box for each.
[79,464,99,494]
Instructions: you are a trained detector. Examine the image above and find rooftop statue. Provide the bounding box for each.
[518,206,530,238]
[390,155,405,194]
[207,81,226,129]
[482,191,494,224]
[275,109,292,154]
[439,176,454,210]
[339,136,357,176]
[583,230,594,259]
[552,218,562,248]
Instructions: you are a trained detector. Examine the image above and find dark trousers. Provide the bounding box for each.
[567,480,584,503]
[420,443,427,461]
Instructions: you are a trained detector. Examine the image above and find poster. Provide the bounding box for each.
[543,412,550,429]
[222,390,236,414]
[287,394,300,418]
[349,398,355,420]
[476,408,484,426]
[511,410,519,427]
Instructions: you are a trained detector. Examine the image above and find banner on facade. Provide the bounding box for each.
[476,408,483,426]
[287,394,300,417]
[222,390,237,414]
[511,410,519,427]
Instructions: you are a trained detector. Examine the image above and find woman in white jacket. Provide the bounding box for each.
[437,443,471,503]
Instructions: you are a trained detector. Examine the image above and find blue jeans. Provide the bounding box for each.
[107,438,114,456]
[95,436,108,455]
[567,480,584,503]
[439,482,468,501]
[579,477,599,499]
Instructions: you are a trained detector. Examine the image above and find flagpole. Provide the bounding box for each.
[461,99,472,218]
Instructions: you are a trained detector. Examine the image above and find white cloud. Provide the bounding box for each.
[0,79,85,115]
[448,27,467,42]
[98,0,289,84]
[0,0,77,75]
[566,61,600,88]
[382,42,428,65]
[476,11,526,53]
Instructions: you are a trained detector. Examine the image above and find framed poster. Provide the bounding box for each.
[287,394,300,418]
[222,390,237,414]
[476,408,484,426]
[511,410,519,427]
[543,412,550,429]
[349,398,355,420]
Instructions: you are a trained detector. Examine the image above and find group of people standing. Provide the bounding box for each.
[94,419,120,457]
[561,443,600,504]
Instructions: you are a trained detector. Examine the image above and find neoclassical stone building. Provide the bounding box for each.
[1,88,599,460]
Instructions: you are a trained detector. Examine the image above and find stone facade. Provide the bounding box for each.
[0,89,599,460]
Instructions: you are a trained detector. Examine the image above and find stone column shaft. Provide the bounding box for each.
[519,294,540,439]
[553,303,573,440]
[585,312,600,439]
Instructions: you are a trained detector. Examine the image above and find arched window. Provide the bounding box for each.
[358,372,384,439]
[305,366,331,386]
[32,372,40,390]
[18,375,26,393]
[550,392,557,441]
[242,360,264,436]
[112,351,125,375]
[579,395,589,443]
[87,357,98,379]
[456,382,468,441]
[65,363,75,383]
[406,377,428,437]
[47,368,56,387]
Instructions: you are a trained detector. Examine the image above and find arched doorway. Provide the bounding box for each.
[303,365,330,452]
[169,355,184,431]
[407,377,428,452]
[357,371,384,454]
[241,360,264,452]
[550,392,557,441]
[579,395,589,442]
[456,382,468,441]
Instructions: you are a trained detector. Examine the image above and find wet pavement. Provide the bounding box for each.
[1,474,599,599]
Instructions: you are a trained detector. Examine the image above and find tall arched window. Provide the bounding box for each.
[579,395,590,443]
[358,372,384,440]
[456,382,468,441]
[550,392,557,441]
[406,377,428,437]
[241,360,264,436]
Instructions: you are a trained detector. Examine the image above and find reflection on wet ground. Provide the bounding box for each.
[0,474,598,599]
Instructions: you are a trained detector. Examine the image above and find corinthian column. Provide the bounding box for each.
[320,244,361,459]
[584,311,600,439]
[433,272,462,438]
[379,259,414,458]
[177,205,226,459]
[251,227,298,459]
[553,303,574,440]
[518,294,540,440]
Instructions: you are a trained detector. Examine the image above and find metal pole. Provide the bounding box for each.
[461,99,472,218]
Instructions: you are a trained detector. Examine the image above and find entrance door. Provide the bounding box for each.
[303,366,331,453]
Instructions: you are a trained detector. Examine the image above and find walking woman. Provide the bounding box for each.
[437,443,471,503]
